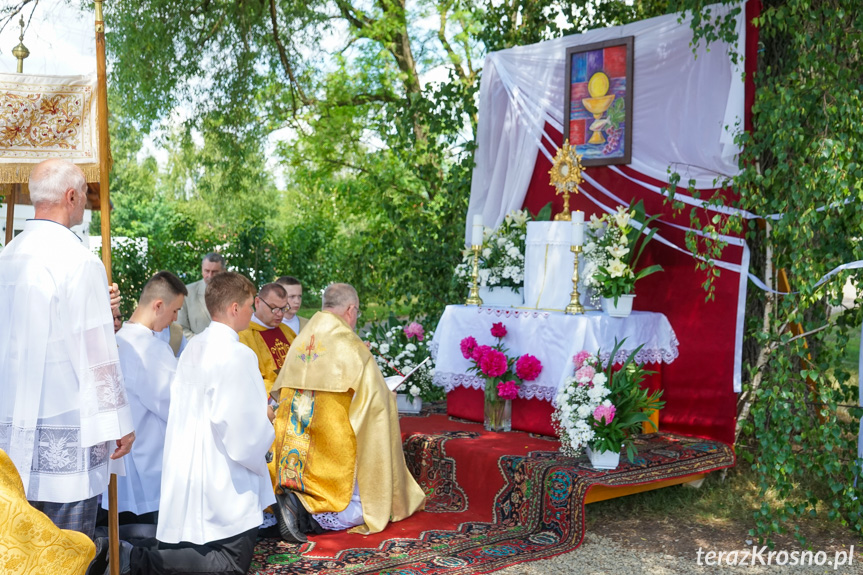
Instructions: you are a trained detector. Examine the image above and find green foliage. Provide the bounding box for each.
[668,0,863,544]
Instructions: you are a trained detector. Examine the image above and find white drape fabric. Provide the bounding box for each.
[466,3,745,242]
[0,220,133,502]
[157,321,275,545]
[103,322,176,515]
[430,305,678,403]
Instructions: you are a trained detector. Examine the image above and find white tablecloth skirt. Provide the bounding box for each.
[430,305,678,403]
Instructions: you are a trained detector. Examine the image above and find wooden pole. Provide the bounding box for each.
[4,184,16,246]
[94,2,119,574]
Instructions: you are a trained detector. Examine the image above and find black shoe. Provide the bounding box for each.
[86,538,131,575]
[273,490,308,544]
[85,537,109,575]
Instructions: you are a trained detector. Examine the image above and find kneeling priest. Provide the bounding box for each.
[269,283,425,542]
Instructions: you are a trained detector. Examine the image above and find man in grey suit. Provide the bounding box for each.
[177,252,226,339]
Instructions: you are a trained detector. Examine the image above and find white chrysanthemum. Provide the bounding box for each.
[409,385,421,397]
[405,343,417,352]
[592,372,607,386]
[379,343,390,354]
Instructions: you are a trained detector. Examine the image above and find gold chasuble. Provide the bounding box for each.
[238,323,296,396]
[0,450,96,574]
[271,311,426,535]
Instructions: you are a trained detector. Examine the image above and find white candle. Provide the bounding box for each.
[572,216,585,247]
[573,210,585,224]
[471,214,484,246]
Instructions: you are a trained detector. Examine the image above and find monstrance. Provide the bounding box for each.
[548,140,585,221]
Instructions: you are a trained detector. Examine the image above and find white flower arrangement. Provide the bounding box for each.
[363,318,444,403]
[454,209,530,290]
[552,341,665,462]
[583,202,662,304]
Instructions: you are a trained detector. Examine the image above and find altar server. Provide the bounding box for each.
[87,272,276,575]
[0,159,135,539]
[270,283,425,541]
[102,271,187,524]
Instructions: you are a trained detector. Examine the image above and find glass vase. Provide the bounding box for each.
[484,396,512,432]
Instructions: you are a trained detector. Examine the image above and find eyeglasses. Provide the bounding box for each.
[351,305,362,318]
[258,298,289,315]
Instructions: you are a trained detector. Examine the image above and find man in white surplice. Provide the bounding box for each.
[102,271,188,524]
[0,159,135,539]
[89,272,275,575]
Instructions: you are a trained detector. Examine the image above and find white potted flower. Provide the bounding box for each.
[583,201,663,317]
[364,318,443,413]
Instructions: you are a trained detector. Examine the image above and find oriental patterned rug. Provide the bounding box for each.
[250,412,734,575]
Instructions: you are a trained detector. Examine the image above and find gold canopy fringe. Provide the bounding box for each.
[0,163,105,185]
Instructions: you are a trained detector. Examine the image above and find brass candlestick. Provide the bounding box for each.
[565,245,585,315]
[465,245,483,306]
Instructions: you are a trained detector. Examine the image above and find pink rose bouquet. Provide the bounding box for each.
[458,321,544,405]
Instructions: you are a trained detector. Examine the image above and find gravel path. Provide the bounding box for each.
[495,533,863,574]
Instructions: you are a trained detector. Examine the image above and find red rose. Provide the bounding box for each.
[490,322,507,338]
[515,354,542,381]
[480,349,508,378]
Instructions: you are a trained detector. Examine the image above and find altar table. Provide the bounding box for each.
[431,305,679,435]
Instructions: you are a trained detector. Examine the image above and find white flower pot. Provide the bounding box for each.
[586,445,621,470]
[396,394,422,414]
[479,286,524,307]
[601,294,635,317]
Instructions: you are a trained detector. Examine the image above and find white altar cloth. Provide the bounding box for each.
[430,305,679,403]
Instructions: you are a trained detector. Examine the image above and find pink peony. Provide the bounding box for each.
[460,336,478,359]
[497,380,520,400]
[572,351,591,369]
[480,349,509,378]
[472,345,492,363]
[515,354,542,381]
[593,403,616,425]
[404,321,425,341]
[490,322,508,338]
[574,365,596,385]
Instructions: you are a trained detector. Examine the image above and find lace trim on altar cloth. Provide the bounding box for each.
[474,307,551,319]
[597,334,680,365]
[432,373,557,402]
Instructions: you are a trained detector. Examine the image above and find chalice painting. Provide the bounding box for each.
[563,37,633,166]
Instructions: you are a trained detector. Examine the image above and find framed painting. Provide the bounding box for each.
[563,37,634,166]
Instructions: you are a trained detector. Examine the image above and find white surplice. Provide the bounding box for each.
[0,219,134,503]
[103,322,176,515]
[157,321,276,544]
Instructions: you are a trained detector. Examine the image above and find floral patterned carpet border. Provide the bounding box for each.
[250,422,734,575]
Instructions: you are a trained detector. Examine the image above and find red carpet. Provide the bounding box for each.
[251,409,734,574]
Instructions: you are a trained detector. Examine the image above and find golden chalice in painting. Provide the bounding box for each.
[581,72,615,145]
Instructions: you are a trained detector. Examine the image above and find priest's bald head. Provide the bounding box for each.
[29,159,88,228]
[322,283,360,330]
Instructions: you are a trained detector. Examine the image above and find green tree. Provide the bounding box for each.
[668,0,863,542]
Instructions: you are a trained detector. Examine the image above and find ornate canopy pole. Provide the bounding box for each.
[95,0,112,279]
[5,17,30,247]
[94,3,119,575]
